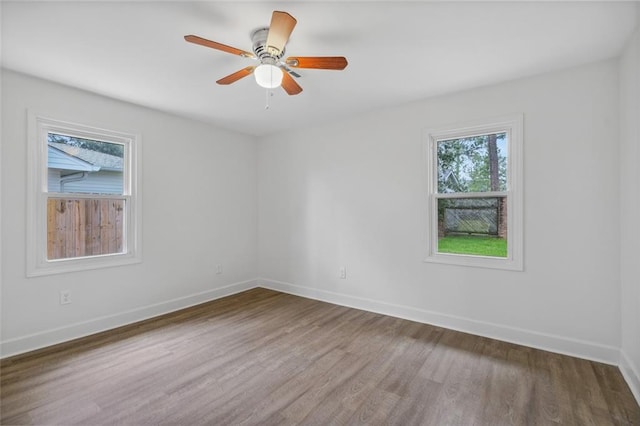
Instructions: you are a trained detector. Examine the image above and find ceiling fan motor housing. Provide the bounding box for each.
[251,27,285,63]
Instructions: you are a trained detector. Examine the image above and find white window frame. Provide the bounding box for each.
[26,112,142,276]
[424,114,523,271]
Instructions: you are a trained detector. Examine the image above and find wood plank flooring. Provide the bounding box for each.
[1,288,639,425]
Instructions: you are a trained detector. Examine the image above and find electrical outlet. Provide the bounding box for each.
[339,266,347,279]
[60,290,71,305]
[216,265,223,275]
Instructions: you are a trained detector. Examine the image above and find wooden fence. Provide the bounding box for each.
[47,198,124,260]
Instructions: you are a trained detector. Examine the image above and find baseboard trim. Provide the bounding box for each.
[0,279,258,359]
[620,350,640,405]
[258,278,620,366]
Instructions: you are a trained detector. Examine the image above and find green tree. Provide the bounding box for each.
[488,134,499,191]
[467,139,507,192]
[438,134,506,193]
[437,137,484,192]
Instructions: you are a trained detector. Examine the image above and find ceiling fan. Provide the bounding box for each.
[184,10,348,95]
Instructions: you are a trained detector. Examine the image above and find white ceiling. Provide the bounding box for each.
[2,1,637,136]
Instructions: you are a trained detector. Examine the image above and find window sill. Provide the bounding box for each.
[423,252,523,271]
[27,252,142,277]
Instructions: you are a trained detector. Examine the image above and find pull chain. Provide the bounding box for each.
[265,89,274,110]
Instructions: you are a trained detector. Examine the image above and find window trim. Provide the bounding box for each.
[26,111,142,277]
[423,114,523,271]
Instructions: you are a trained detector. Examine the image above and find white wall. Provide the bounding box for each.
[0,70,259,356]
[619,5,640,402]
[258,59,622,364]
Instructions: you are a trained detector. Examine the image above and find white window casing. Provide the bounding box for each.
[424,114,523,271]
[26,111,142,276]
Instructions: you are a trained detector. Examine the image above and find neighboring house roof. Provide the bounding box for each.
[48,145,100,173]
[48,142,123,171]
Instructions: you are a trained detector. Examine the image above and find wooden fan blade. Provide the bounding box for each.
[266,11,297,56]
[281,72,303,95]
[216,66,256,85]
[285,56,348,70]
[184,35,255,58]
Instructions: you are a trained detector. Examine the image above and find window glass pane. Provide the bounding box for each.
[47,198,125,260]
[437,132,507,193]
[437,197,507,258]
[47,133,124,194]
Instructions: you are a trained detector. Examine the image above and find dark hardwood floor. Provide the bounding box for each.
[1,288,639,425]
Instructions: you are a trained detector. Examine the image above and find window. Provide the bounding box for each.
[27,113,141,276]
[424,115,523,270]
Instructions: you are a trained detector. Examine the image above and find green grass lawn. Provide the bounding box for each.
[438,235,507,257]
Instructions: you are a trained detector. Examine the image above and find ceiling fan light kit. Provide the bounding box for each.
[254,63,283,89]
[184,10,348,96]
